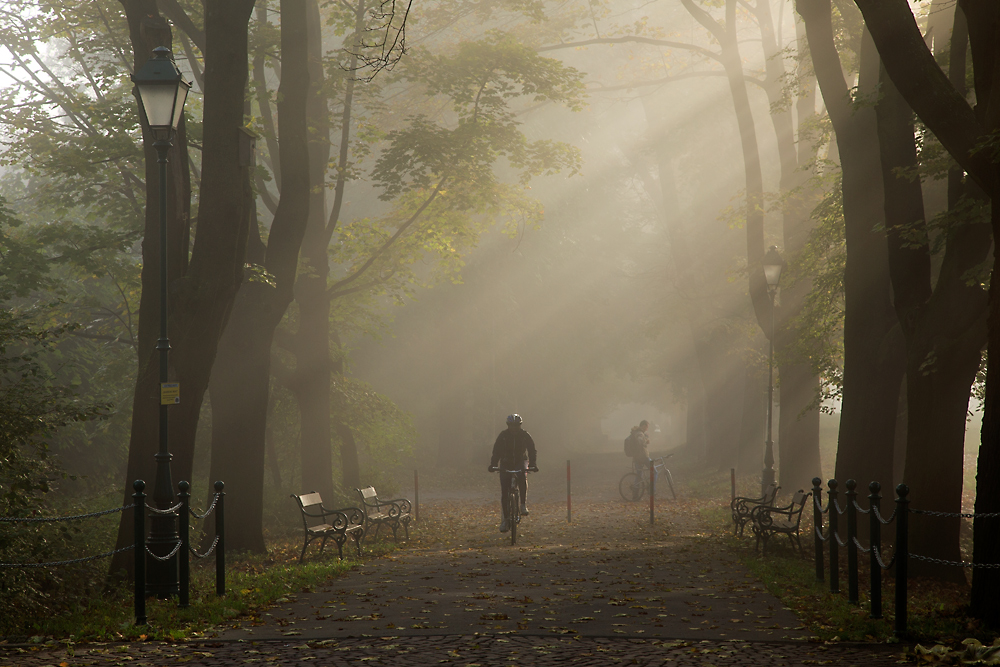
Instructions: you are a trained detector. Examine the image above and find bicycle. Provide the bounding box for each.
[619,454,675,502]
[489,466,535,545]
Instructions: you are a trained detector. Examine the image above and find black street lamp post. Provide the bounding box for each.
[132,47,190,598]
[762,246,784,496]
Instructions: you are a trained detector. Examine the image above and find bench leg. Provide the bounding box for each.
[390,522,399,543]
[403,518,410,540]
[300,538,310,564]
[319,535,329,558]
[353,530,364,558]
[335,535,345,560]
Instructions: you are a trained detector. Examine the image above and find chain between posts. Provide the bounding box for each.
[909,554,1000,568]
[0,504,134,522]
[873,544,896,570]
[910,509,1000,518]
[145,501,184,515]
[177,480,226,609]
[190,536,220,559]
[145,540,183,561]
[0,544,134,569]
[872,505,897,525]
[189,493,220,521]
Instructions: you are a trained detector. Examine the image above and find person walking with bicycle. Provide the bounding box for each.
[489,414,538,533]
[628,420,651,473]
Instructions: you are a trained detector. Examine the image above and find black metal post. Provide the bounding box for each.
[828,479,839,594]
[215,481,226,597]
[133,480,147,626]
[813,477,824,583]
[762,289,777,496]
[869,482,882,619]
[146,138,179,598]
[895,484,910,637]
[649,462,655,526]
[178,481,190,608]
[846,479,858,604]
[567,460,572,523]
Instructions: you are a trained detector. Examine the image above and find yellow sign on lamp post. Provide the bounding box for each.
[160,382,180,405]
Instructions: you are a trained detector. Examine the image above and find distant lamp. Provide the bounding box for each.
[763,245,784,289]
[132,47,190,137]
[761,245,784,496]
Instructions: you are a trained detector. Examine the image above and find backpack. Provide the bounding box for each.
[624,432,636,457]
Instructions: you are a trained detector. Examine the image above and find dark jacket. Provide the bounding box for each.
[490,428,537,470]
[630,426,649,462]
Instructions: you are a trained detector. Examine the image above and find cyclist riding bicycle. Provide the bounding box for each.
[489,413,538,533]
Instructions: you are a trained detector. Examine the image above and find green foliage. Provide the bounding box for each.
[0,312,111,514]
[333,376,415,480]
[375,35,583,200]
[0,305,113,626]
[785,169,846,412]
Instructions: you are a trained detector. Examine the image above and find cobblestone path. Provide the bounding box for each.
[0,455,910,665]
[0,634,904,666]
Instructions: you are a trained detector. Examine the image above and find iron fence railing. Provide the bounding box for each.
[807,477,998,636]
[1,479,224,626]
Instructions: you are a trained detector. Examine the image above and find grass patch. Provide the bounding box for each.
[1,537,397,644]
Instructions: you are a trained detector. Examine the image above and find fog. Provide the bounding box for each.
[346,0,794,473]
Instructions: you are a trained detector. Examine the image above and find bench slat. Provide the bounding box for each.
[299,492,323,509]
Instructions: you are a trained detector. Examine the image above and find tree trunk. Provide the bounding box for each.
[797,0,903,498]
[758,0,823,491]
[875,12,988,581]
[110,0,256,578]
[291,0,365,498]
[974,247,1000,624]
[737,351,767,477]
[294,275,335,498]
[204,0,311,554]
[776,362,821,491]
[849,0,1000,620]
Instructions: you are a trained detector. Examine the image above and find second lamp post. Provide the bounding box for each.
[762,246,784,496]
[132,46,190,598]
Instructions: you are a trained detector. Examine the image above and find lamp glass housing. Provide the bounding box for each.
[763,262,782,287]
[132,47,191,132]
[763,246,784,288]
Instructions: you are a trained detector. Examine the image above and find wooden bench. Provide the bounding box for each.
[291,492,365,562]
[751,489,811,554]
[731,482,779,537]
[355,486,412,542]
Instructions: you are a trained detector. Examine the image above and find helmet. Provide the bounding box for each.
[506,414,523,425]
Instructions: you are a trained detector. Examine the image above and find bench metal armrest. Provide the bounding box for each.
[751,492,809,527]
[370,499,410,518]
[730,485,780,512]
[326,506,366,530]
[377,497,412,514]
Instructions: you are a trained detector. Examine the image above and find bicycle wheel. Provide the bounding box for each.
[619,472,646,502]
[510,488,520,545]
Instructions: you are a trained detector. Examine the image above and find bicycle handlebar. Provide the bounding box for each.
[489,467,537,473]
